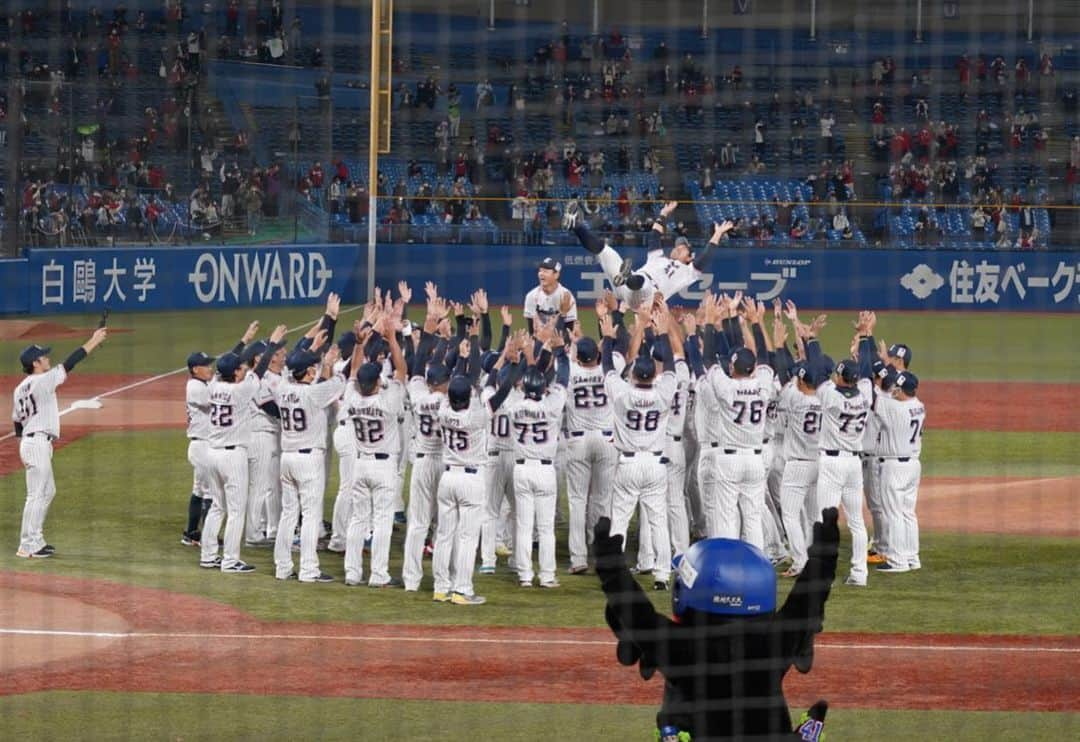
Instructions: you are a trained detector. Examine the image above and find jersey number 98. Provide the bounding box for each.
[626,409,660,431]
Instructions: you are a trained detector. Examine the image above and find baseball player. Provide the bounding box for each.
[12,328,108,558]
[401,309,452,591]
[569,202,733,310]
[862,360,893,565]
[479,361,521,573]
[273,343,347,583]
[183,322,260,546]
[508,327,570,588]
[776,363,823,578]
[562,332,618,575]
[432,337,523,605]
[871,367,926,573]
[242,339,284,546]
[327,331,359,553]
[806,322,873,587]
[599,304,679,591]
[342,317,407,588]
[524,257,578,332]
[200,324,287,573]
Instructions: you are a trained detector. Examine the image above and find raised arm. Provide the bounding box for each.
[599,313,618,375]
[233,320,260,355]
[64,327,109,373]
[255,324,288,378]
[692,219,735,271]
[384,317,408,384]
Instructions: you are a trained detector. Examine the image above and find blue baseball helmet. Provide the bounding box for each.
[671,538,777,618]
[521,367,546,400]
[216,352,243,380]
[356,362,382,391]
[631,355,656,382]
[426,362,450,386]
[448,376,473,410]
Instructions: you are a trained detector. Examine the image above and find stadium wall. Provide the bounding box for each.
[3,244,1077,315]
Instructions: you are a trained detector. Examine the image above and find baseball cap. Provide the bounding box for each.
[426,363,451,386]
[480,350,500,374]
[730,347,755,375]
[186,351,215,370]
[834,359,858,384]
[286,350,320,373]
[20,345,52,370]
[216,352,242,379]
[241,340,268,364]
[795,361,821,388]
[871,359,889,381]
[576,337,599,364]
[674,235,691,249]
[881,366,899,391]
[631,355,656,381]
[337,331,357,358]
[821,354,836,377]
[888,343,913,366]
[895,371,919,395]
[538,257,562,272]
[356,362,382,391]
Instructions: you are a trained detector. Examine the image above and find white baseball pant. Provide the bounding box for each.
[703,446,767,549]
[665,438,690,558]
[609,453,670,583]
[393,416,408,514]
[879,458,922,569]
[432,466,486,596]
[203,447,250,570]
[563,430,617,570]
[683,433,706,537]
[402,452,443,590]
[245,431,281,541]
[328,422,354,551]
[187,438,212,500]
[862,455,886,554]
[275,450,327,581]
[815,452,868,584]
[779,459,819,573]
[513,460,558,584]
[18,435,56,555]
[761,443,788,561]
[344,455,397,586]
[598,245,655,309]
[480,450,515,569]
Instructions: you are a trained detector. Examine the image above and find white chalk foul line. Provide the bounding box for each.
[0,305,363,444]
[0,628,1075,654]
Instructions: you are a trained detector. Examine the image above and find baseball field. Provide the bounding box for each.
[0,306,1077,740]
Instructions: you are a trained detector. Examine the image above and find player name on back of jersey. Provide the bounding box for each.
[348,403,389,419]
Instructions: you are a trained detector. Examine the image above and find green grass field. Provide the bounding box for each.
[1,306,1077,739]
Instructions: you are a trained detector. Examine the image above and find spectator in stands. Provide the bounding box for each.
[789,217,807,240]
[244,184,263,234]
[819,110,835,155]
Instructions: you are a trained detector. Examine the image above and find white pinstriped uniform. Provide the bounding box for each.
[328,359,354,551]
[343,380,405,586]
[12,365,66,555]
[597,246,702,310]
[246,371,283,541]
[273,372,346,581]
[871,393,926,570]
[401,378,446,591]
[508,383,567,585]
[606,369,677,584]
[697,365,775,548]
[432,393,492,597]
[562,361,617,570]
[761,378,789,561]
[185,378,213,504]
[480,386,520,569]
[814,379,873,584]
[778,383,822,573]
[861,395,885,554]
[201,373,261,570]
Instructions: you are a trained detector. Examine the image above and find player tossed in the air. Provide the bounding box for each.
[567,200,734,309]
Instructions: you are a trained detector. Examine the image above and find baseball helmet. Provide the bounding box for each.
[834,359,858,385]
[821,354,836,377]
[20,345,50,373]
[356,362,382,392]
[888,343,913,366]
[216,352,243,380]
[576,337,599,364]
[671,538,777,618]
[426,362,451,386]
[631,355,656,382]
[730,347,755,375]
[521,367,547,400]
[447,376,473,410]
[366,337,390,362]
[795,361,820,388]
[480,350,500,374]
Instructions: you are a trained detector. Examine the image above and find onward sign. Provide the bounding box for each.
[187,250,334,304]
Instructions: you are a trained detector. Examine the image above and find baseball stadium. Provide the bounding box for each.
[0,1,1077,739]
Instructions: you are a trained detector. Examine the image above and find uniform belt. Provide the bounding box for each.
[445,465,479,474]
[620,450,663,458]
[26,432,56,441]
[723,448,762,455]
[671,435,682,442]
[488,450,503,456]
[516,458,553,465]
[188,436,203,441]
[357,452,391,460]
[789,457,814,462]
[222,445,238,450]
[339,420,347,426]
[824,450,858,457]
[297,448,314,454]
[569,429,613,437]
[763,437,770,444]
[878,456,912,463]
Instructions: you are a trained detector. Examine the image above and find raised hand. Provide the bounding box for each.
[773,297,782,320]
[270,324,288,344]
[311,328,328,351]
[810,313,828,336]
[424,281,438,302]
[323,344,340,366]
[595,296,610,318]
[660,200,679,218]
[712,219,735,242]
[397,281,412,305]
[500,305,513,326]
[86,327,108,351]
[783,299,799,322]
[451,301,465,318]
[241,320,260,344]
[325,292,341,319]
[603,289,618,313]
[473,288,489,314]
[681,311,698,336]
[772,315,788,348]
[559,288,574,315]
[599,313,617,339]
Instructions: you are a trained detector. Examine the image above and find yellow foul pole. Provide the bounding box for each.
[366,0,392,300]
